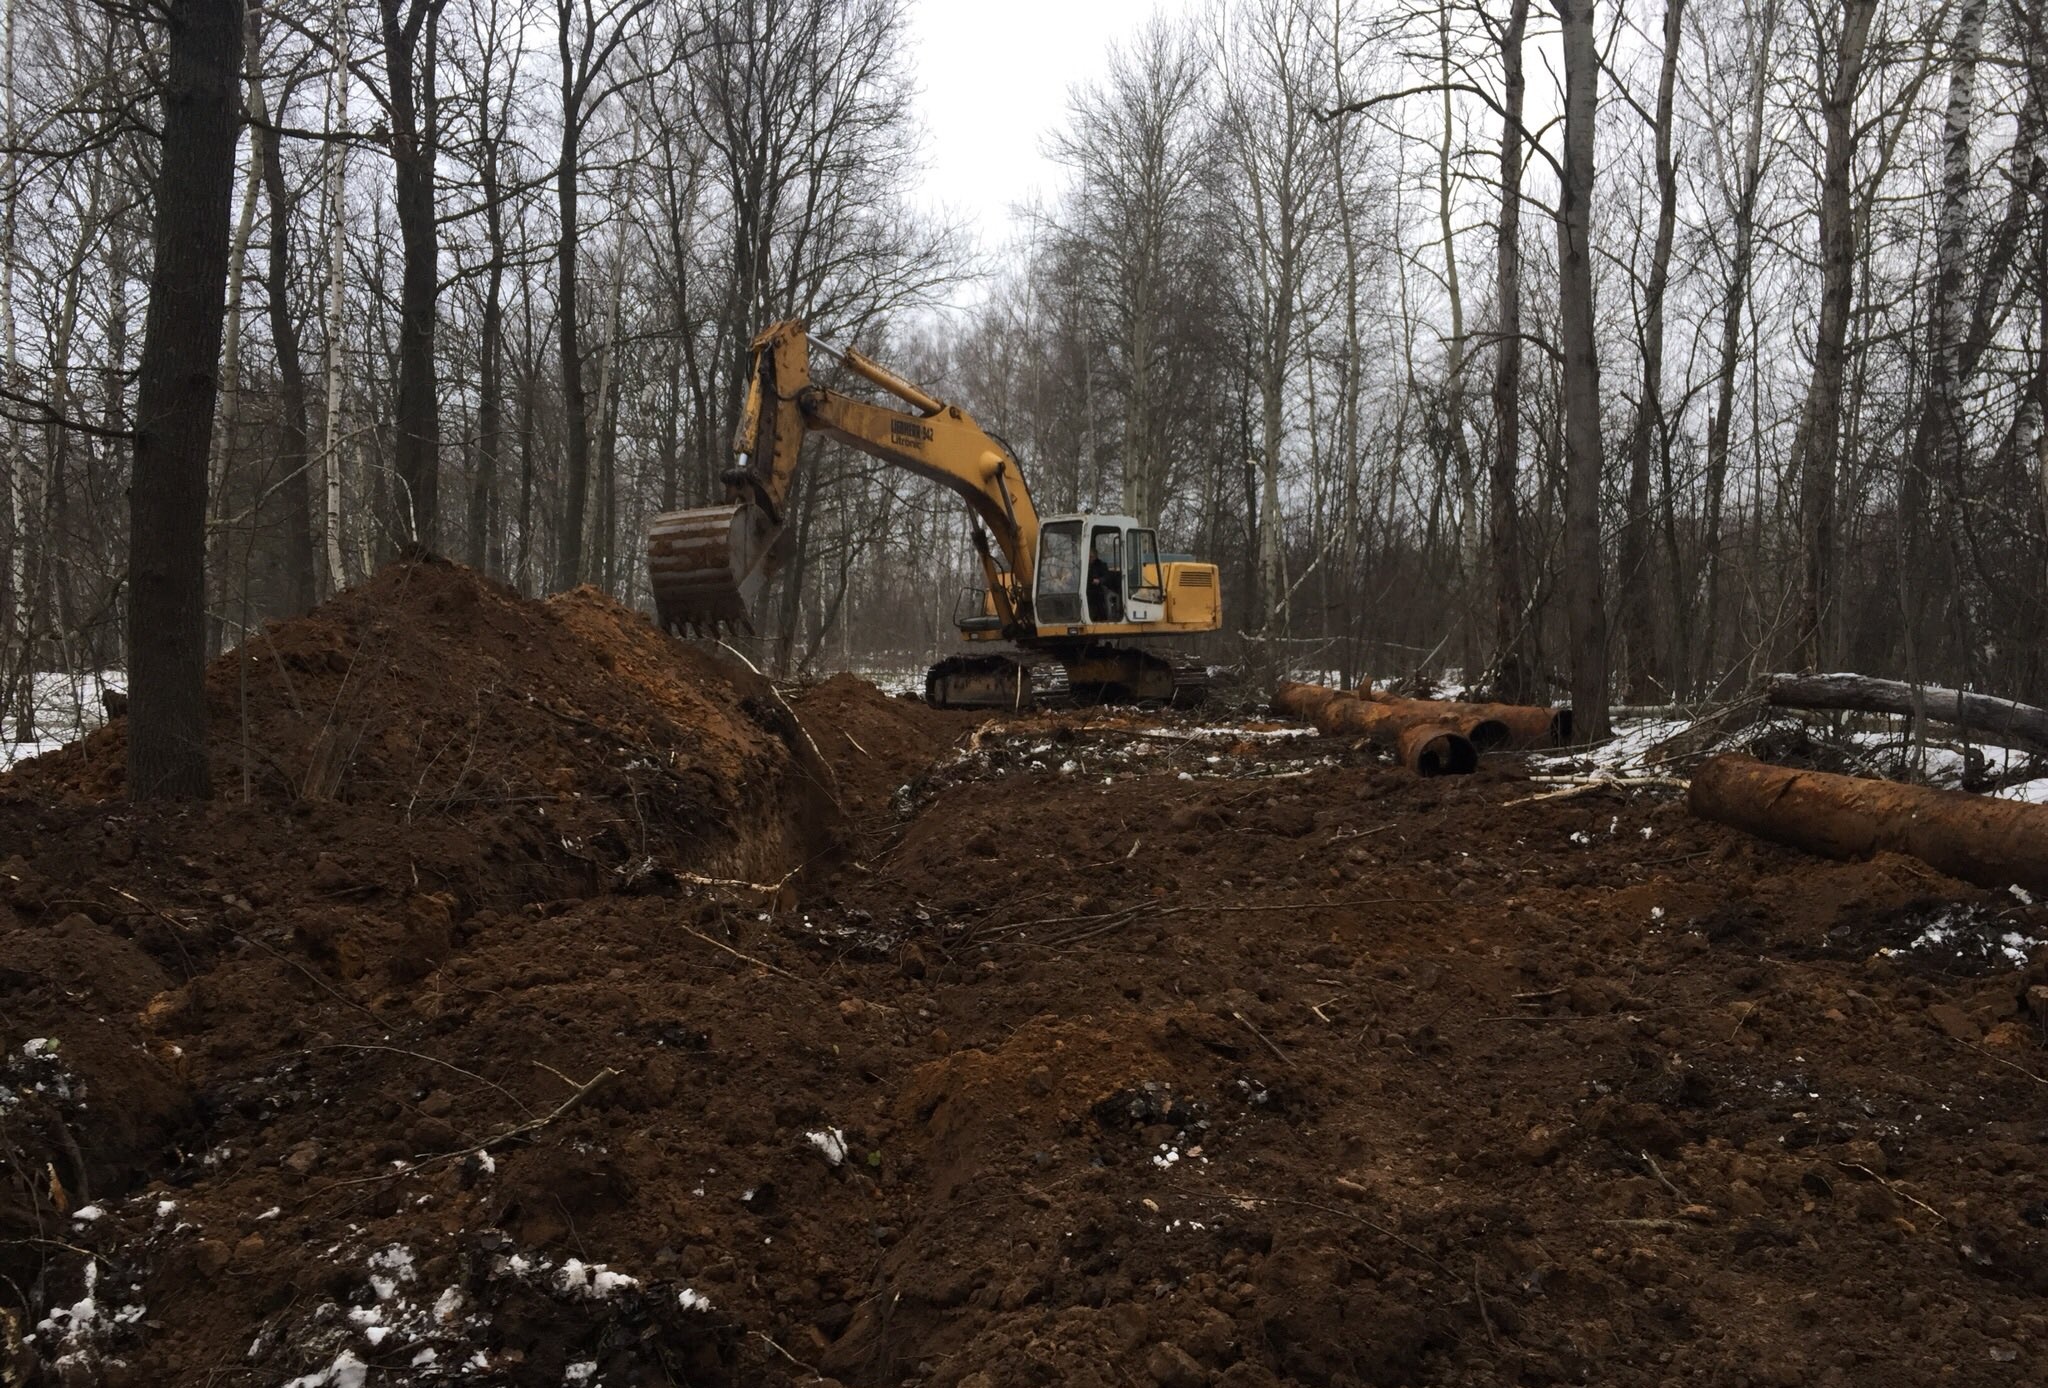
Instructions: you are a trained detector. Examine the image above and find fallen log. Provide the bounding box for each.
[1763,673,2048,756]
[1687,754,2048,894]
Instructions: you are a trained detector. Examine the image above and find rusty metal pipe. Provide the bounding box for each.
[1353,693,1571,750]
[1688,754,2048,894]
[1316,695,1403,738]
[1274,681,1349,723]
[1398,723,1479,777]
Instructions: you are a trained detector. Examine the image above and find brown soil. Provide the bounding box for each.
[7,563,2048,1388]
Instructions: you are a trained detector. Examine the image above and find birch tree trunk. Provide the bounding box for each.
[208,5,265,652]
[321,8,350,598]
[1899,0,1986,667]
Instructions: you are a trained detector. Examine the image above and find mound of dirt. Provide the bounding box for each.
[0,558,843,1369]
[790,673,976,815]
[10,639,2048,1387]
[12,557,833,896]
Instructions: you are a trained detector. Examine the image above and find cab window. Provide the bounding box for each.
[1128,529,1163,601]
[1088,527,1124,623]
[1035,520,1084,624]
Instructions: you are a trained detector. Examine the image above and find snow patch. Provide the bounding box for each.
[283,1349,369,1388]
[556,1259,638,1299]
[805,1128,848,1165]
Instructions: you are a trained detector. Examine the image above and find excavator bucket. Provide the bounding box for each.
[647,502,782,636]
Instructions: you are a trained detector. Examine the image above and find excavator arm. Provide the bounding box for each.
[649,320,1041,635]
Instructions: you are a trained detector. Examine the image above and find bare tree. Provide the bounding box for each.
[376,0,449,545]
[128,0,246,798]
[1699,0,1779,694]
[1616,0,1685,703]
[1046,17,1211,529]
[1787,0,1877,669]
[1553,0,1610,739]
[551,0,658,590]
[1212,0,1331,651]
[1486,0,1534,702]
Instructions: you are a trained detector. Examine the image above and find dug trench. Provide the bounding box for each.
[7,562,2048,1387]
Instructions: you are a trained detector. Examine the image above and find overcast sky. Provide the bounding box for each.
[906,0,1199,310]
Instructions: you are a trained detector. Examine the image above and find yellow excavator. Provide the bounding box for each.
[646,320,1222,708]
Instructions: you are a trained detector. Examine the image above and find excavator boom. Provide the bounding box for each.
[650,322,1037,636]
[648,319,1221,708]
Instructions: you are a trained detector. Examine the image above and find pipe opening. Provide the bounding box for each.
[1402,727,1478,777]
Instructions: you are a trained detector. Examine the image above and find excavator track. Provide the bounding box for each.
[924,647,1208,711]
[924,653,1064,710]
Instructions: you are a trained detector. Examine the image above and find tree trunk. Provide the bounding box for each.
[379,0,442,547]
[468,137,505,577]
[515,284,539,593]
[259,74,316,616]
[1899,0,1987,668]
[2,0,24,739]
[1789,0,1877,669]
[1435,0,1476,674]
[1553,0,1610,742]
[320,0,349,597]
[1488,0,1533,703]
[1701,0,1777,695]
[1763,670,2048,755]
[555,107,588,590]
[1618,0,1685,703]
[129,0,245,799]
[207,23,263,655]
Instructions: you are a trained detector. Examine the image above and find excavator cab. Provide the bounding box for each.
[1031,515,1165,633]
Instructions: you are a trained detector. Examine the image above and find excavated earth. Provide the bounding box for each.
[7,558,2048,1388]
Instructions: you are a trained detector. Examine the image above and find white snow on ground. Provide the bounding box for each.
[1538,710,2048,795]
[556,1260,640,1299]
[1530,715,1691,778]
[0,669,122,770]
[284,1350,368,1388]
[827,666,926,697]
[27,1260,149,1380]
[1182,725,1314,741]
[805,1128,848,1165]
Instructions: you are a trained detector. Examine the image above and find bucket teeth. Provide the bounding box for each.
[647,502,782,637]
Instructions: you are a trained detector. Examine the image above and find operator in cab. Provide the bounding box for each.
[1088,553,1121,623]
